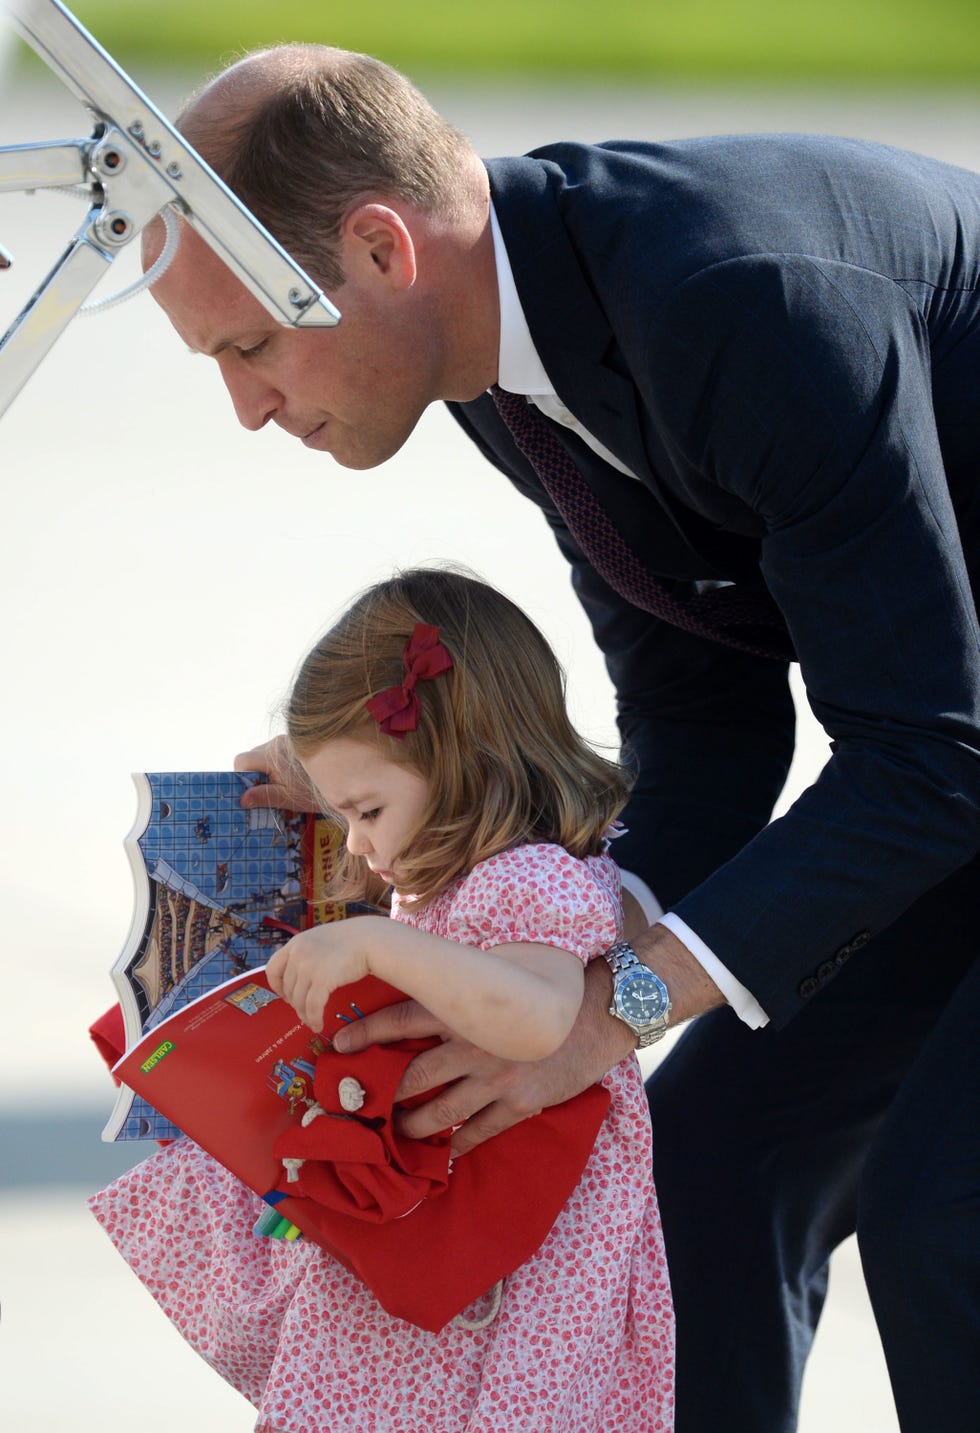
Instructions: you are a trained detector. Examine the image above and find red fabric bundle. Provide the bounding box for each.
[272,1038,451,1221]
[90,1003,126,1080]
[266,977,611,1330]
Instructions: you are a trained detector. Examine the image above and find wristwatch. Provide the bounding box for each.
[603,941,671,1049]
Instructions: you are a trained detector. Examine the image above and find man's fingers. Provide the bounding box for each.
[234,736,320,812]
[448,1100,543,1157]
[393,1062,542,1143]
[233,746,269,772]
[392,1037,493,1101]
[332,998,445,1053]
[333,1002,596,1154]
[394,1081,541,1148]
[234,737,287,774]
[241,782,294,809]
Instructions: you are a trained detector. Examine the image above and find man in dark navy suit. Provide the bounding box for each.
[152,44,979,1433]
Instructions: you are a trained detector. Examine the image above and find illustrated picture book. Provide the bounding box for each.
[103,770,353,1143]
[112,962,357,1216]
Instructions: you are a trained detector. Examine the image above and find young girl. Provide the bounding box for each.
[90,568,674,1433]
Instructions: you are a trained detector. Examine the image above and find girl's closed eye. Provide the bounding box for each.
[360,808,381,821]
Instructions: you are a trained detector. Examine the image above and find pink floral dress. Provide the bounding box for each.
[89,843,674,1432]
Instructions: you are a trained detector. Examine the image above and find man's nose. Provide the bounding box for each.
[218,360,282,431]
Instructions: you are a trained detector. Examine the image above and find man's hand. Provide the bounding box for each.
[234,735,317,811]
[332,958,635,1155]
[328,920,725,1155]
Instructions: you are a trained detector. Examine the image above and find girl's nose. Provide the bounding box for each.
[346,826,373,857]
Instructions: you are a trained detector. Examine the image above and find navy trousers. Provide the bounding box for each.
[647,858,979,1433]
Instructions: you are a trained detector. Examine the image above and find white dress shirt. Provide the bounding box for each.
[490,205,769,1029]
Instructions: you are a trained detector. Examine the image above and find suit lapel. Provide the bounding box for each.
[486,156,650,480]
[486,156,763,585]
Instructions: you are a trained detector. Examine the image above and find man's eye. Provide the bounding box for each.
[240,339,268,359]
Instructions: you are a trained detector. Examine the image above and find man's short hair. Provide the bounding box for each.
[180,45,475,289]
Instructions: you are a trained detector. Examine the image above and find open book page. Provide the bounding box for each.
[104,770,351,1141]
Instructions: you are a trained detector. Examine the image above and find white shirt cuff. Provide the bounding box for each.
[657,912,770,1029]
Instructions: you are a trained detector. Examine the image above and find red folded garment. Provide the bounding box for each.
[273,1038,451,1221]
[90,1003,126,1079]
[266,976,611,1329]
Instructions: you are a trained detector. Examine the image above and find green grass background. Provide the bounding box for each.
[34,0,980,82]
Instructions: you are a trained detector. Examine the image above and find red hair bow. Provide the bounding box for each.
[366,623,453,738]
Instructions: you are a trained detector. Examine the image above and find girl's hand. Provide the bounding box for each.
[266,916,392,1030]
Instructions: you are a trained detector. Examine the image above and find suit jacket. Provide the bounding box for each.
[448,134,980,1025]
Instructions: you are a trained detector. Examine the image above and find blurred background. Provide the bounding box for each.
[1,2,976,1429]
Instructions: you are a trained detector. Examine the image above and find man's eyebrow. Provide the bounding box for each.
[196,338,233,358]
[185,335,256,359]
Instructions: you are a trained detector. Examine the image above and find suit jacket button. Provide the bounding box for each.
[799,976,819,998]
[817,961,836,982]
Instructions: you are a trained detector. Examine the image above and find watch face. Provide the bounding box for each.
[618,971,667,1025]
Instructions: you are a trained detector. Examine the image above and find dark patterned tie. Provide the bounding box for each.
[490,386,794,662]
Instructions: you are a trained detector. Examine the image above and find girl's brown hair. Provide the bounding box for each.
[285,568,632,905]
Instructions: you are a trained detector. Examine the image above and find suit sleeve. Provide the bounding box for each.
[642,255,980,1023]
[446,395,797,913]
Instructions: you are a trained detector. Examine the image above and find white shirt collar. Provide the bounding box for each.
[489,201,639,481]
[490,203,554,396]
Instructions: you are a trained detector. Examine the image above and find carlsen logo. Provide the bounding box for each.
[140,1040,175,1074]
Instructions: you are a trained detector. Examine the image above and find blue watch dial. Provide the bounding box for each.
[618,972,667,1024]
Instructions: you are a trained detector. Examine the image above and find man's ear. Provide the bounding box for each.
[341,204,418,289]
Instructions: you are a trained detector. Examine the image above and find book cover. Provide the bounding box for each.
[113,964,339,1199]
[104,770,351,1142]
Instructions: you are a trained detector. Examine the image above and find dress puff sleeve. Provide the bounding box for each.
[443,843,622,962]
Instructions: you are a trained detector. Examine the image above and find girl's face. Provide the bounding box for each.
[302,736,431,889]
